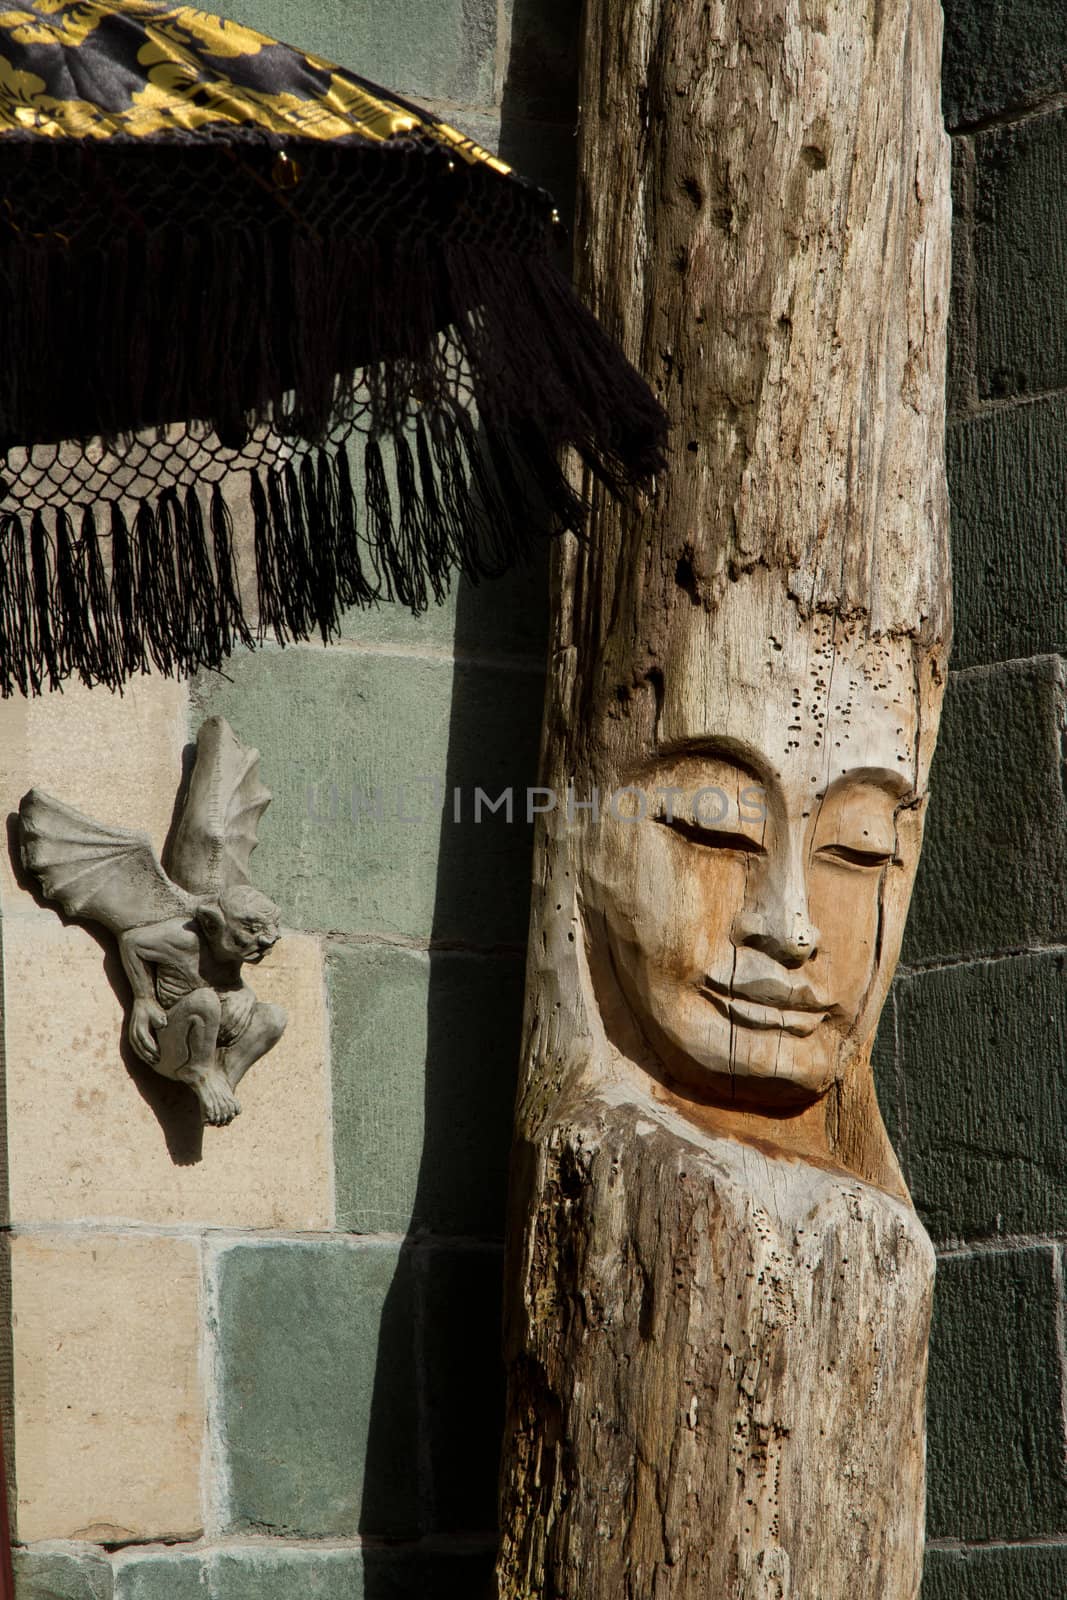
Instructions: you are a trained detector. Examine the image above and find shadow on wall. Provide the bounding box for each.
[3,808,208,1165]
[357,4,580,1590]
[355,556,549,1597]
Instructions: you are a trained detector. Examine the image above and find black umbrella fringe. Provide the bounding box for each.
[443,245,669,498]
[0,143,669,695]
[0,402,590,698]
[0,152,669,482]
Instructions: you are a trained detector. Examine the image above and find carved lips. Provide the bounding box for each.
[697,976,830,1037]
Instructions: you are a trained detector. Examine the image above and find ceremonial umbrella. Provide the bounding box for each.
[0,1,667,696]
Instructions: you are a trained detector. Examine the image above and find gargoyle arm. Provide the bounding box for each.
[118,919,197,1000]
[118,919,200,1065]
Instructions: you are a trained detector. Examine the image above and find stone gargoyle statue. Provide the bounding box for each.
[19,716,285,1126]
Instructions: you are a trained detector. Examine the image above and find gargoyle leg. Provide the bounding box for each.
[222,1003,287,1091]
[155,988,241,1126]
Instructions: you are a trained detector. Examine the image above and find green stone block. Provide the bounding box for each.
[452,549,550,665]
[193,645,544,945]
[339,591,458,652]
[870,989,902,1159]
[423,109,503,157]
[893,954,1067,1242]
[332,417,550,664]
[947,399,1067,668]
[114,1555,202,1600]
[210,0,499,106]
[213,1544,495,1600]
[216,1240,419,1537]
[209,1548,376,1600]
[502,0,580,125]
[330,944,524,1238]
[901,659,1067,965]
[946,140,977,421]
[923,1542,1067,1599]
[941,0,1067,131]
[340,550,549,664]
[926,1249,1067,1539]
[15,1547,113,1600]
[416,1544,496,1599]
[973,111,1067,400]
[421,1247,505,1534]
[497,119,579,237]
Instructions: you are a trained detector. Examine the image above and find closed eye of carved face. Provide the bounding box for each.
[655,815,764,854]
[811,784,899,871]
[655,788,898,866]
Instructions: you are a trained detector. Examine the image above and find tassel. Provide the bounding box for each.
[332,446,376,608]
[53,509,88,683]
[181,486,220,669]
[364,438,410,608]
[134,497,176,674]
[251,468,286,641]
[29,510,59,689]
[427,412,477,578]
[82,508,120,690]
[281,459,317,637]
[265,465,299,636]
[110,501,148,682]
[306,453,339,641]
[414,412,448,573]
[0,233,666,696]
[452,409,523,579]
[0,514,34,697]
[394,432,446,606]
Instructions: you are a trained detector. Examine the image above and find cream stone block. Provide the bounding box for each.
[0,673,188,909]
[3,920,331,1228]
[8,1230,204,1543]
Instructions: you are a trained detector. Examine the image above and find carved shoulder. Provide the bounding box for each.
[119,918,200,963]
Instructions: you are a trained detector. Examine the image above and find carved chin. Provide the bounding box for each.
[629,977,846,1108]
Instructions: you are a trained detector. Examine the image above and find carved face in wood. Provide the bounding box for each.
[582,611,928,1109]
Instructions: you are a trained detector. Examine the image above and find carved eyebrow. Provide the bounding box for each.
[821,766,914,802]
[643,735,770,789]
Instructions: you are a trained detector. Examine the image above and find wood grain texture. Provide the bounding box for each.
[570,0,951,659]
[496,0,950,1594]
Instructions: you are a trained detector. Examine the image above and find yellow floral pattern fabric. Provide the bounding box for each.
[0,0,509,170]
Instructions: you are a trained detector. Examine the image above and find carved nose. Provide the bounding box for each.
[732,906,820,967]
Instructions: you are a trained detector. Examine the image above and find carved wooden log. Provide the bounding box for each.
[495,0,951,1595]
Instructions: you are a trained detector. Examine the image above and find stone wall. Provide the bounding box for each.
[873,4,1067,1594]
[2,5,574,1596]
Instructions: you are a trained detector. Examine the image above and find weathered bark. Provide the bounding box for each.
[496,0,950,1595]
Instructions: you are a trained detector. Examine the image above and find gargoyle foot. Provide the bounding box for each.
[188,1068,241,1126]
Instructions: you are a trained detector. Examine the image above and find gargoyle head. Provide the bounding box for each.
[196,884,282,964]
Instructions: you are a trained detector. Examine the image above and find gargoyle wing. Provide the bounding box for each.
[167,716,271,895]
[19,790,195,934]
